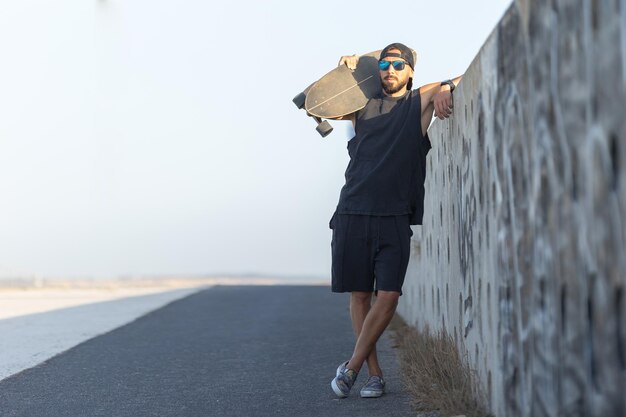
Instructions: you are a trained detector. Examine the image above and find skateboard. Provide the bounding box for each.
[293,49,416,137]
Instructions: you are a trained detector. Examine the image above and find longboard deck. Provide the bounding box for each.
[294,48,417,137]
[304,51,382,119]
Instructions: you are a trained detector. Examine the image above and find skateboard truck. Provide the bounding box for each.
[293,92,334,138]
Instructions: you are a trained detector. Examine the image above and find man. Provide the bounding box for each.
[328,42,461,398]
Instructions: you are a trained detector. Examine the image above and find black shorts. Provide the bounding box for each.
[329,213,413,294]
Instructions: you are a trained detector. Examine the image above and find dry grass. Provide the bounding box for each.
[389,314,492,417]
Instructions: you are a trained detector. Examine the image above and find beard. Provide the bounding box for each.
[381,76,409,95]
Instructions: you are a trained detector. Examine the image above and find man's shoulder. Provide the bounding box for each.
[409,88,421,99]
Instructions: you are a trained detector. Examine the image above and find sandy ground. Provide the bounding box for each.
[0,286,207,382]
[0,287,198,320]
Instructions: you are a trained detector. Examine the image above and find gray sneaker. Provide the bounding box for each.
[360,375,385,398]
[336,361,349,376]
[331,367,358,398]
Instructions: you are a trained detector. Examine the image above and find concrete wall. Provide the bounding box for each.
[397,1,626,416]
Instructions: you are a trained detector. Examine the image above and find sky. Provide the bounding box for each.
[0,0,513,280]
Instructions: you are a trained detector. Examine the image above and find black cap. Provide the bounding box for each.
[380,42,414,69]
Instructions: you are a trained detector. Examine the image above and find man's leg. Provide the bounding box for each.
[346,216,410,373]
[332,216,409,398]
[350,292,383,377]
[346,290,399,374]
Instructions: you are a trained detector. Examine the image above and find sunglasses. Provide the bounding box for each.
[378,60,408,71]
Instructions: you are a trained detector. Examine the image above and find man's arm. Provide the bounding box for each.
[418,75,463,134]
[420,99,435,136]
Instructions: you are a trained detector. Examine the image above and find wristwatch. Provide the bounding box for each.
[440,80,455,93]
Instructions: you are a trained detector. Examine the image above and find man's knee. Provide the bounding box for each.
[351,291,373,306]
[375,290,400,310]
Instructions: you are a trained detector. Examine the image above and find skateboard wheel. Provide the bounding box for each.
[316,120,333,137]
[292,92,306,109]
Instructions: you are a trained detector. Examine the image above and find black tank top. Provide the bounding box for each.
[335,89,431,225]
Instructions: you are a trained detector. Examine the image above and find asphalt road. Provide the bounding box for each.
[0,285,415,417]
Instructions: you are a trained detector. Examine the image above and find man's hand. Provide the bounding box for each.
[433,86,453,119]
[338,54,359,70]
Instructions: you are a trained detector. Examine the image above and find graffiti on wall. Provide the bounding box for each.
[398,1,626,416]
